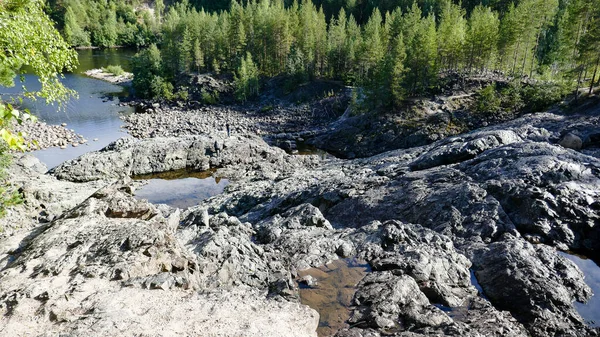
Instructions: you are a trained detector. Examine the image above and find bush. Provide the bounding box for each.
[201,89,219,104]
[473,84,501,115]
[149,75,173,100]
[176,88,189,101]
[102,65,125,76]
[521,82,567,112]
[500,80,524,114]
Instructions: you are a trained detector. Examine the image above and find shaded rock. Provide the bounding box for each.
[472,237,595,337]
[559,133,583,150]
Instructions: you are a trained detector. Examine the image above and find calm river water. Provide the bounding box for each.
[1,49,136,169]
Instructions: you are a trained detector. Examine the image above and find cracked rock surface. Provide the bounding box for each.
[1,101,599,336]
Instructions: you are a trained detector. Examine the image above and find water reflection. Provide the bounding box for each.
[559,251,600,327]
[133,168,229,209]
[295,142,334,160]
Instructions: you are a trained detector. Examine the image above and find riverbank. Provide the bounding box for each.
[11,119,88,151]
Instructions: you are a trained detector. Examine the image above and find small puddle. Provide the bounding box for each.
[433,303,470,320]
[133,168,229,209]
[297,258,371,337]
[559,251,600,327]
[295,142,333,160]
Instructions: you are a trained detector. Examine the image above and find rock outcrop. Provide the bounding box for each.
[2,99,600,337]
[0,158,319,337]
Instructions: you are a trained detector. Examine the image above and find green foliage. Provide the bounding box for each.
[234,52,260,102]
[0,0,75,218]
[201,89,219,104]
[499,81,525,113]
[0,0,77,104]
[465,5,499,71]
[64,6,91,46]
[102,65,125,76]
[193,39,205,72]
[118,0,599,109]
[403,4,438,94]
[473,84,501,115]
[520,82,568,112]
[474,80,567,116]
[285,47,309,93]
[437,0,466,71]
[49,0,159,48]
[150,76,174,99]
[132,44,163,98]
[1,0,75,153]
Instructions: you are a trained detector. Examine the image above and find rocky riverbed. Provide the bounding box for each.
[11,119,87,151]
[1,92,599,336]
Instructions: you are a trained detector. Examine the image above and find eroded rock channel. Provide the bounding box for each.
[1,96,599,336]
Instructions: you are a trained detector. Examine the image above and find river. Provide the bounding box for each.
[1,49,136,169]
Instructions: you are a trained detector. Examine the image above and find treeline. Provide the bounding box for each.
[47,0,162,47]
[130,0,599,106]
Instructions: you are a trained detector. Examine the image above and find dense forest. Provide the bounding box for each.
[49,0,600,107]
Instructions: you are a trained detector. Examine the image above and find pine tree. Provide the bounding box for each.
[437,0,466,71]
[155,0,165,23]
[227,1,246,64]
[64,6,91,47]
[364,31,407,107]
[327,8,349,79]
[498,0,558,76]
[465,5,499,72]
[404,4,437,94]
[357,8,384,81]
[193,38,205,73]
[234,52,260,102]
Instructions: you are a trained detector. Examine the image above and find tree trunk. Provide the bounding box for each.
[575,64,584,103]
[589,56,600,95]
[529,19,544,78]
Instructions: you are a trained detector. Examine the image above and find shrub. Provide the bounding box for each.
[521,82,567,112]
[149,75,173,99]
[201,89,219,104]
[102,65,125,76]
[473,84,501,115]
[500,80,525,114]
